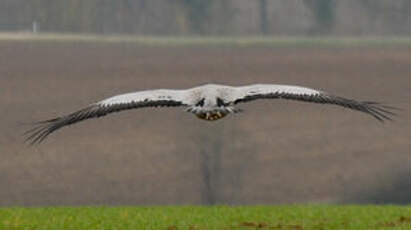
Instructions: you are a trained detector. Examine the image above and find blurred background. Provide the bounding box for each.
[0,0,410,206]
[1,0,411,36]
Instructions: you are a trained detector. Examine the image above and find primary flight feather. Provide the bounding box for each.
[25,83,396,144]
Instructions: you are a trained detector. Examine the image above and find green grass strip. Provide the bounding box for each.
[1,205,411,229]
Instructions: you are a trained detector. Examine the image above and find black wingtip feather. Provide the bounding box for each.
[358,101,397,122]
[24,121,55,145]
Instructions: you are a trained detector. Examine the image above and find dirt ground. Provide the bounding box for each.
[1,41,410,205]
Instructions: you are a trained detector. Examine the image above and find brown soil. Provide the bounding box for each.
[1,42,410,205]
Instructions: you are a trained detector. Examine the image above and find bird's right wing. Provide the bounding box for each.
[25,89,191,144]
[227,84,397,121]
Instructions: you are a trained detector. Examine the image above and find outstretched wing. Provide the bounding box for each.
[230,84,397,121]
[25,89,190,144]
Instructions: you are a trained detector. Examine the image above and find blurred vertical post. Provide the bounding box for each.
[198,130,222,205]
[32,21,39,33]
[182,0,212,34]
[304,0,336,35]
[259,0,268,35]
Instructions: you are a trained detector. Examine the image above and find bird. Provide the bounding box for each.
[25,83,396,144]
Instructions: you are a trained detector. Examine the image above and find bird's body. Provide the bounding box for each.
[25,83,396,144]
[98,84,240,121]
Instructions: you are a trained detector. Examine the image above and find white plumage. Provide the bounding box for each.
[25,83,396,144]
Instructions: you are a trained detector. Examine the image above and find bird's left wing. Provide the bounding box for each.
[25,89,190,144]
[228,84,396,121]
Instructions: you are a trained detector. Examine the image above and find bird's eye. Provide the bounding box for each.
[216,98,225,107]
[196,98,205,107]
